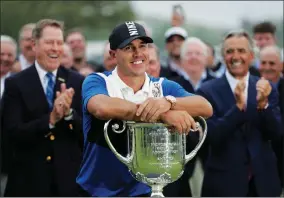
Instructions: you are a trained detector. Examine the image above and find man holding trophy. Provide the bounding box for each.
[76,21,213,197]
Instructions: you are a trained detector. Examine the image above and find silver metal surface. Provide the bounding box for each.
[104,116,207,197]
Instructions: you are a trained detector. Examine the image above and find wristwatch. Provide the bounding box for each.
[165,95,177,109]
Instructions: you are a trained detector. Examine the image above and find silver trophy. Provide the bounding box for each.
[104,116,207,197]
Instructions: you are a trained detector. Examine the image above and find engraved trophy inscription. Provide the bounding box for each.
[104,117,207,197]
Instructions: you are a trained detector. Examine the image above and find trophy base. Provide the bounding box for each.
[150,184,165,197]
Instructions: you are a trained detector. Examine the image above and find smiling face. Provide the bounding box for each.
[223,36,254,79]
[254,33,276,49]
[34,26,64,72]
[66,32,86,60]
[259,49,282,83]
[112,39,149,78]
[182,43,207,74]
[166,35,185,58]
[1,42,17,77]
[146,47,161,78]
[20,28,35,60]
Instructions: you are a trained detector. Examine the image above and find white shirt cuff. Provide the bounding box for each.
[49,123,55,129]
[64,109,74,121]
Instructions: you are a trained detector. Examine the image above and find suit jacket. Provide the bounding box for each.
[169,70,215,93]
[159,58,181,79]
[272,78,284,188]
[197,74,283,196]
[2,65,84,196]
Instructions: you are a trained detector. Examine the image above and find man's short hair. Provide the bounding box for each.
[65,27,86,41]
[32,19,64,40]
[253,21,276,35]
[221,29,254,55]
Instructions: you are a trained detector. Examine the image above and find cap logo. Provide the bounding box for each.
[125,21,139,36]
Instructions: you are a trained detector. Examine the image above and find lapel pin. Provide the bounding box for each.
[58,77,65,82]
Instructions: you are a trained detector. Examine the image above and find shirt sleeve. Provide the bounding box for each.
[82,73,109,112]
[162,78,195,97]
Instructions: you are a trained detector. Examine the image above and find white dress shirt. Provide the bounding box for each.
[35,61,57,94]
[19,54,33,71]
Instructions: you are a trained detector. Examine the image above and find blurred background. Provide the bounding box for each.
[1,1,283,66]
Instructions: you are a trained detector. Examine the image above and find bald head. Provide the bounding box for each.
[259,45,282,83]
[260,45,281,60]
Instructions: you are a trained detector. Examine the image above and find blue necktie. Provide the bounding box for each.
[46,72,55,110]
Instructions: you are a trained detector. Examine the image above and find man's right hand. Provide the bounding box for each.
[234,79,246,111]
[159,110,196,135]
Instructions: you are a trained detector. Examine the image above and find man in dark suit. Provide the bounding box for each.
[259,45,284,192]
[164,37,214,197]
[197,30,283,196]
[1,19,84,197]
[0,34,18,197]
[170,37,215,93]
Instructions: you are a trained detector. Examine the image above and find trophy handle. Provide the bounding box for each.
[104,119,133,166]
[185,116,207,164]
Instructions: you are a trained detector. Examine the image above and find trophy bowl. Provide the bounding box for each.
[104,116,207,197]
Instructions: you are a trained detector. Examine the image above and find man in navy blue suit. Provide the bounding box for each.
[197,30,283,197]
[2,19,84,197]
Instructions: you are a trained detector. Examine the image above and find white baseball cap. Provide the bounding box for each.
[164,26,188,41]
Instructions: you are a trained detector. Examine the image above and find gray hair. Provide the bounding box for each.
[260,45,282,60]
[221,29,254,56]
[180,37,208,60]
[1,35,18,54]
[18,23,36,41]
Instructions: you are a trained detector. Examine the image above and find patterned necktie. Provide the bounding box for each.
[45,72,55,110]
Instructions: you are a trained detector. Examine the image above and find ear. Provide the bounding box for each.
[109,50,116,59]
[250,50,255,61]
[32,39,36,52]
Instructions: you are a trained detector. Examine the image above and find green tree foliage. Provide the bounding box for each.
[1,1,136,41]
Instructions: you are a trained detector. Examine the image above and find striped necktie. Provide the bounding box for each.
[45,72,55,110]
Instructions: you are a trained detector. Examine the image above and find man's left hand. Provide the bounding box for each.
[256,77,271,110]
[136,97,171,122]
